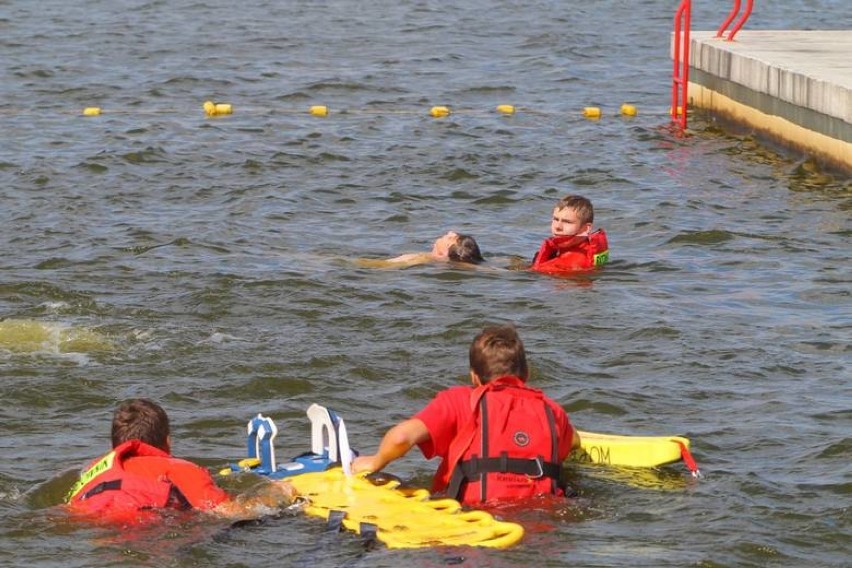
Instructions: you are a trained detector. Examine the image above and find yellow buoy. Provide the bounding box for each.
[429,106,450,118]
[620,104,637,116]
[309,105,329,117]
[82,107,102,116]
[582,107,601,118]
[203,101,233,117]
[496,104,515,115]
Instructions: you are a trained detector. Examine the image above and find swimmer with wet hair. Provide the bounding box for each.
[439,232,485,264]
[358,231,485,268]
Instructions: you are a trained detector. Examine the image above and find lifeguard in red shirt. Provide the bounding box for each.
[531,195,609,274]
[352,325,580,505]
[65,398,297,523]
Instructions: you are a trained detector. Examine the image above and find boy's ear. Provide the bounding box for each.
[470,371,483,386]
[165,435,172,454]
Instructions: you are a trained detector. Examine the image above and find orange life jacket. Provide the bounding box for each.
[531,229,609,274]
[65,440,191,520]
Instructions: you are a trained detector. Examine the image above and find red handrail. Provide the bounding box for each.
[715,0,741,38]
[716,0,754,41]
[671,0,691,129]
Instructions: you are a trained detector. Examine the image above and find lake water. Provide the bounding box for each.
[1,1,849,566]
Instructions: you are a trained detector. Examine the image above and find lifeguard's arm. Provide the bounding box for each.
[212,479,297,519]
[572,428,582,450]
[352,418,430,474]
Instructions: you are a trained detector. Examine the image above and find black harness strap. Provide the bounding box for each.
[479,395,490,501]
[81,479,122,500]
[326,510,346,532]
[453,454,562,481]
[544,403,560,494]
[359,522,377,536]
[359,521,378,549]
[80,477,193,511]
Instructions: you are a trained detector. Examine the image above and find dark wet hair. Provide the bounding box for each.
[111,398,170,451]
[448,234,484,264]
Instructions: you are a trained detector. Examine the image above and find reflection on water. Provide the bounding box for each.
[569,464,694,492]
[0,319,113,354]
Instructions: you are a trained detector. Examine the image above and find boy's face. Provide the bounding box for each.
[551,206,591,236]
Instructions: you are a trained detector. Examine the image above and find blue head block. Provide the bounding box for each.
[230,407,356,479]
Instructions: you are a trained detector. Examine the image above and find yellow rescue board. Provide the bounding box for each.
[572,430,690,468]
[288,468,524,549]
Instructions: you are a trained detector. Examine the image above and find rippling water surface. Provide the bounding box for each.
[1,1,849,566]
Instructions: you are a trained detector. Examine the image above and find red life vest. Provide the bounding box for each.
[441,376,564,504]
[531,229,609,274]
[65,440,192,520]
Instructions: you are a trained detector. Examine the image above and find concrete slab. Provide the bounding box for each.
[683,30,852,172]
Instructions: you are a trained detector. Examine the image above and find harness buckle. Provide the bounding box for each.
[526,457,545,479]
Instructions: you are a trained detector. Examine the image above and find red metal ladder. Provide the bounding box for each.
[671,0,691,129]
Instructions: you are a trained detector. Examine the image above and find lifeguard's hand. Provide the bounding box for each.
[352,454,382,474]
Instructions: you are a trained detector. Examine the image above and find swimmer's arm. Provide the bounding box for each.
[385,253,426,264]
[352,418,430,474]
[212,479,297,518]
[355,253,434,269]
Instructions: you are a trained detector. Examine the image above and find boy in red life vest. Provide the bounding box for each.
[531,194,609,274]
[65,398,297,522]
[352,325,581,505]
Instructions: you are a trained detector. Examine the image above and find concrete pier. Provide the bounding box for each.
[684,30,851,173]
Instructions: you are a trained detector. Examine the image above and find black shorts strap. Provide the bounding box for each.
[446,462,466,501]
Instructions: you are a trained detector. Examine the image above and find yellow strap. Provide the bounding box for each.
[65,450,116,502]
